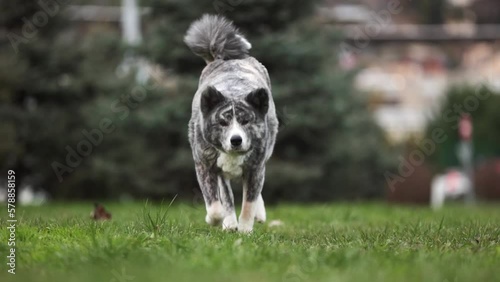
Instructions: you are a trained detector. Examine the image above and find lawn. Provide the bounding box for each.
[1,202,499,282]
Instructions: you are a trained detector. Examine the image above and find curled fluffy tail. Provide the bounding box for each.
[184,14,252,63]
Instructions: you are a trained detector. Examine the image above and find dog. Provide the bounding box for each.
[184,14,279,233]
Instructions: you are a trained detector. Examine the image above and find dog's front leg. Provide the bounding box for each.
[218,176,238,231]
[195,163,225,226]
[255,193,266,223]
[238,167,265,233]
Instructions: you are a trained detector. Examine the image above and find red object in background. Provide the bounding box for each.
[446,170,460,193]
[459,114,473,141]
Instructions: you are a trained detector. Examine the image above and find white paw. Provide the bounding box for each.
[222,214,238,231]
[255,195,266,223]
[237,219,254,233]
[255,213,266,223]
[205,201,225,226]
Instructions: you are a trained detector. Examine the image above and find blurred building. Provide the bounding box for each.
[321,0,500,142]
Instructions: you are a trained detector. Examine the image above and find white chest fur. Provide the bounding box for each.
[217,153,245,179]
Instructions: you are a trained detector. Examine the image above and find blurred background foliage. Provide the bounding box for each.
[2,0,499,203]
[0,0,395,202]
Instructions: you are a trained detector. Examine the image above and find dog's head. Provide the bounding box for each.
[200,86,269,154]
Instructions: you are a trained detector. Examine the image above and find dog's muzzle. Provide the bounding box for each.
[230,135,243,147]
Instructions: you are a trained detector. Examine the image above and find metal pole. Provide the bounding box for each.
[122,0,142,46]
[458,114,475,204]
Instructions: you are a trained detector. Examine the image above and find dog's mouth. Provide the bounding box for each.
[222,148,251,155]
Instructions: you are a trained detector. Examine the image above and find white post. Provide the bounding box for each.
[121,0,142,46]
[119,0,150,83]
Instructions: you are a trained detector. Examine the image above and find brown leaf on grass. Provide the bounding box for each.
[91,203,112,220]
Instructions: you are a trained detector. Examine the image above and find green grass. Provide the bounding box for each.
[1,202,499,282]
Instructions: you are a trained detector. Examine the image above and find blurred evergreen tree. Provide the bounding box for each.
[0,0,161,199]
[144,0,395,201]
[0,0,92,196]
[1,0,395,201]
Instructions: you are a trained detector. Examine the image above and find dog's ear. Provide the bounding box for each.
[246,88,269,115]
[201,86,225,116]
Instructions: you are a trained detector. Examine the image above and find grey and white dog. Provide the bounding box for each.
[184,14,278,233]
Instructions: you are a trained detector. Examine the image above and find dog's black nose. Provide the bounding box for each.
[230,135,242,147]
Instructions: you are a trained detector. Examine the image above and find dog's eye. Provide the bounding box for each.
[239,115,252,125]
[219,120,229,126]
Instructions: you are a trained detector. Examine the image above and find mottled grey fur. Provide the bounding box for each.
[185,14,278,232]
[184,14,252,63]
